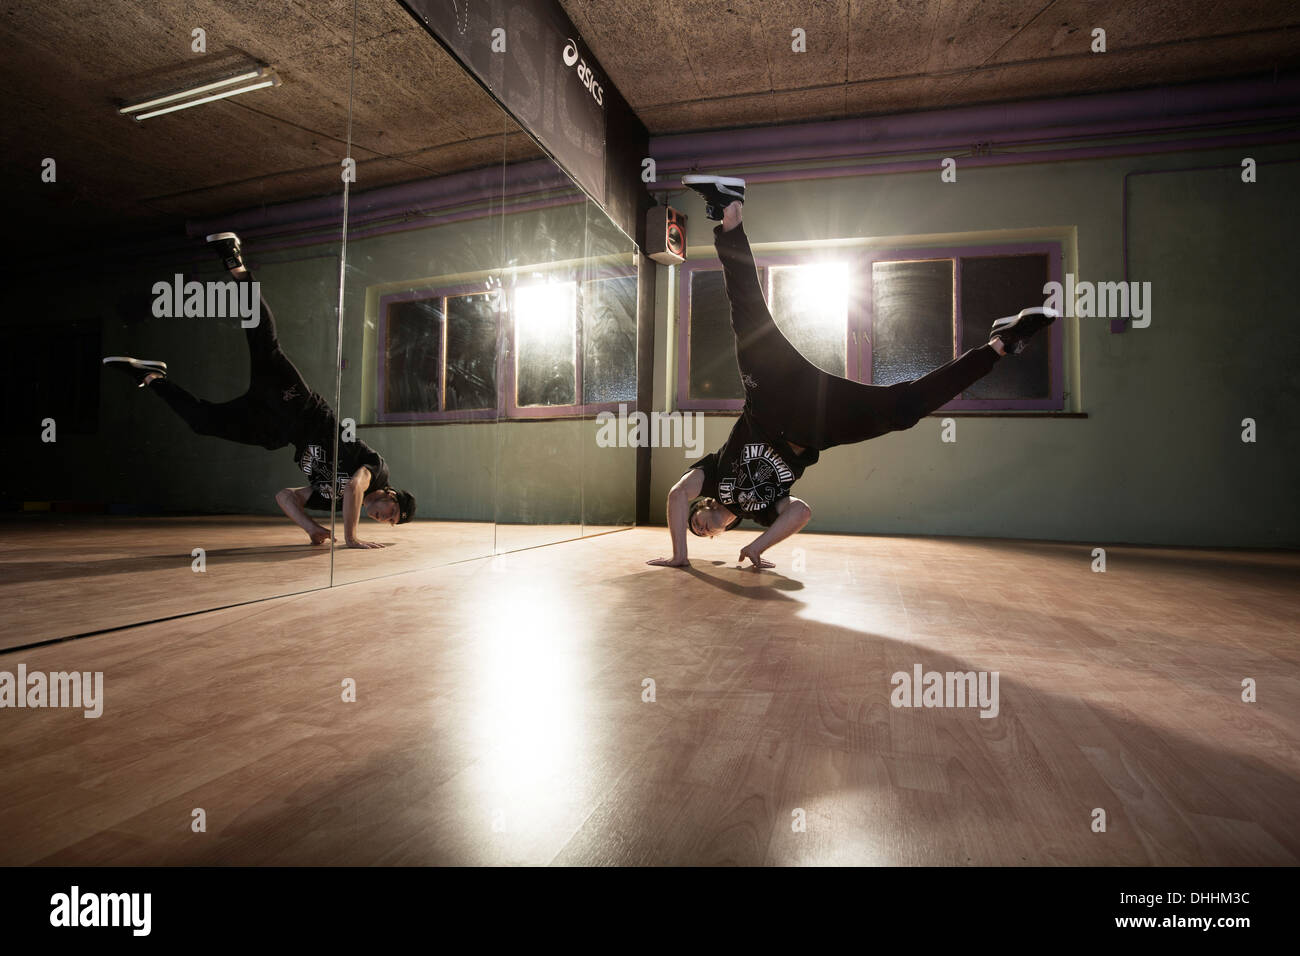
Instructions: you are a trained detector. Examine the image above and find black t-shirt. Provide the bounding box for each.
[291,393,390,511]
[689,407,819,527]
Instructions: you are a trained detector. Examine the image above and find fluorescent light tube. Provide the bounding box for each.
[120,68,279,120]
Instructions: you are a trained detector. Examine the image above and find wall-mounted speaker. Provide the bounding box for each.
[645,204,687,265]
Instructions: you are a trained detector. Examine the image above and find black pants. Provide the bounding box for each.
[149,279,317,451]
[715,223,999,451]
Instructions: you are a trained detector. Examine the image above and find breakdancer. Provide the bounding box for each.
[649,175,1056,570]
[105,233,415,549]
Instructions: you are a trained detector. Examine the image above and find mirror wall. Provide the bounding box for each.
[2,4,355,648]
[329,13,638,585]
[491,172,641,555]
[1,1,640,647]
[326,104,513,581]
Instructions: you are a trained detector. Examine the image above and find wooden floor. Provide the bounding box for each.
[0,516,623,648]
[1,528,1296,865]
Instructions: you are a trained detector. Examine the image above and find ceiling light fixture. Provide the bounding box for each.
[119,66,280,121]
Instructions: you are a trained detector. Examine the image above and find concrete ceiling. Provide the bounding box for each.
[558,0,1300,132]
[7,0,1299,258]
[5,0,542,255]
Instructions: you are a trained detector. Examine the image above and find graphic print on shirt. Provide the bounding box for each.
[716,443,794,513]
[299,443,349,500]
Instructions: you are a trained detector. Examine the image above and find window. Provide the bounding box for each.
[513,280,578,408]
[378,267,636,423]
[870,258,954,386]
[686,268,746,402]
[383,296,442,416]
[380,289,498,422]
[678,242,1062,412]
[959,253,1053,401]
[768,262,850,376]
[445,293,499,411]
[581,274,638,406]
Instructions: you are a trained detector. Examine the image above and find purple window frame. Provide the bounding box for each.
[378,265,639,424]
[677,241,1065,412]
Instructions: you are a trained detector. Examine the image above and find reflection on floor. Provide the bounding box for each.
[490,523,628,558]
[1,528,1296,865]
[1,515,495,647]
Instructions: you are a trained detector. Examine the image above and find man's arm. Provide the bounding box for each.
[341,465,383,549]
[738,496,812,569]
[275,486,332,545]
[647,468,705,568]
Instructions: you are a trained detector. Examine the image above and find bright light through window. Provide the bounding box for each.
[514,279,577,406]
[515,280,576,344]
[769,261,849,375]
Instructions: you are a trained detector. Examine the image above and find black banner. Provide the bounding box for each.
[396,0,650,245]
[0,866,1283,944]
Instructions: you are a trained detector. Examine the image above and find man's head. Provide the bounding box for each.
[688,496,740,538]
[364,487,416,526]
